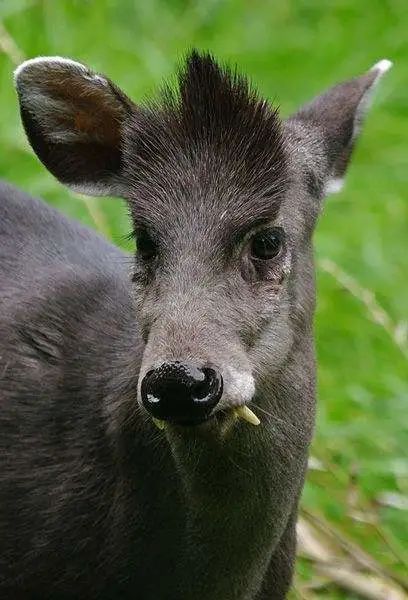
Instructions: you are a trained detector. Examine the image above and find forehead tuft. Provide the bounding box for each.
[172,50,281,149]
[124,50,288,218]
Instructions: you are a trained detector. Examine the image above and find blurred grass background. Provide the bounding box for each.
[0,1,407,597]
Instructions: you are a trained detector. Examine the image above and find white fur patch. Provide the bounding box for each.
[324,177,344,195]
[14,56,107,86]
[370,59,393,76]
[224,367,255,404]
[15,56,85,80]
[71,182,123,197]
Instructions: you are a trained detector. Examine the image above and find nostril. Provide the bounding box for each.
[193,381,209,400]
[192,367,222,403]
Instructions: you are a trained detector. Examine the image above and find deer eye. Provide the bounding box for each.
[250,227,284,260]
[135,228,157,261]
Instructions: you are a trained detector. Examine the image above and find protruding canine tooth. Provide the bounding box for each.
[152,417,166,430]
[235,405,260,426]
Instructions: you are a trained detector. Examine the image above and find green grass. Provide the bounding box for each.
[1,1,407,597]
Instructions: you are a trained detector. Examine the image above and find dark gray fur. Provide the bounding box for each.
[0,52,389,598]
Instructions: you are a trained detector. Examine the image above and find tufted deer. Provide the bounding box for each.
[0,51,391,599]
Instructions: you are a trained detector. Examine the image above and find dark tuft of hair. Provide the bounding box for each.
[125,50,287,206]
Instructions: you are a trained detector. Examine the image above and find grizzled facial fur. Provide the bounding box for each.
[14,51,392,424]
[124,54,296,412]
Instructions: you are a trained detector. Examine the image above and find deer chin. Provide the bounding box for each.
[151,405,260,432]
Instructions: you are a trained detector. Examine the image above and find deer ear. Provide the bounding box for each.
[14,57,135,196]
[286,59,392,197]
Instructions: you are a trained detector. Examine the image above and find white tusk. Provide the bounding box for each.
[234,405,260,426]
[152,417,166,430]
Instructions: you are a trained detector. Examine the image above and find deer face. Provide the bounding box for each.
[14,52,391,429]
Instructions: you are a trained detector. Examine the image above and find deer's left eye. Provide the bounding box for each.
[250,227,284,260]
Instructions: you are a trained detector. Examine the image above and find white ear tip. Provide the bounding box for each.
[13,58,40,81]
[14,56,87,83]
[371,58,393,75]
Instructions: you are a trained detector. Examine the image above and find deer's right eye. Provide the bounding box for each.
[135,228,157,261]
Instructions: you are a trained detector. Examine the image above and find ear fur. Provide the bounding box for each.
[14,57,135,196]
[286,59,392,197]
[15,56,392,200]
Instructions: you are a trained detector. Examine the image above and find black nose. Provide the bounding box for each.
[141,361,223,425]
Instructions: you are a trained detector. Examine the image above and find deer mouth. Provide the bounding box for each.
[151,405,260,431]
